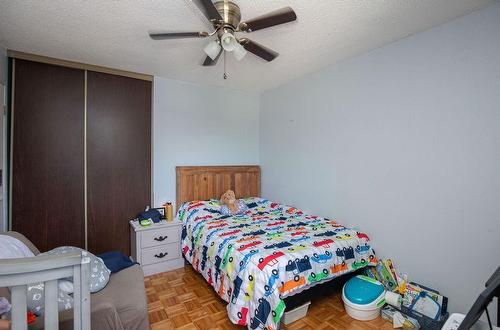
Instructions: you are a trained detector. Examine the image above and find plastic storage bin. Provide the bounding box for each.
[282,301,311,325]
[342,275,386,321]
[400,304,449,330]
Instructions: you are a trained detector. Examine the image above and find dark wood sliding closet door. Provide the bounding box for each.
[87,71,151,255]
[12,59,85,252]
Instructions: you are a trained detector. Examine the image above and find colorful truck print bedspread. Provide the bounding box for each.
[178,198,377,330]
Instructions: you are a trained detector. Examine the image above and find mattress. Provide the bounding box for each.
[179,198,377,329]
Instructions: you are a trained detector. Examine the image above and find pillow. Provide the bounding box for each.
[177,199,223,223]
[27,246,112,315]
[58,280,74,295]
[97,251,138,274]
[220,200,248,215]
[0,235,35,259]
[41,246,111,293]
[27,283,73,315]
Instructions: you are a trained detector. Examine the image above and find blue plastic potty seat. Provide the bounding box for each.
[344,275,385,305]
[342,275,385,321]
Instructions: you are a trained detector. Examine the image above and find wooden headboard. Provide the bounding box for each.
[176,165,260,210]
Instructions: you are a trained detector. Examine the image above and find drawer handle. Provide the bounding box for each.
[154,236,168,242]
[154,252,168,259]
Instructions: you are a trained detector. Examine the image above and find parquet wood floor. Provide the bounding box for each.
[145,266,393,330]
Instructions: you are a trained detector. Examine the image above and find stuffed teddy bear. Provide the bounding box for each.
[220,190,247,215]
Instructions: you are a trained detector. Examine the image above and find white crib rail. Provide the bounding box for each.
[0,252,91,330]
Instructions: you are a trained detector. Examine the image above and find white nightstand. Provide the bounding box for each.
[129,219,184,276]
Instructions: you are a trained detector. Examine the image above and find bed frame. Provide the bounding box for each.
[175,165,360,311]
[0,253,91,330]
[176,165,260,210]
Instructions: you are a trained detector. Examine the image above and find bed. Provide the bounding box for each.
[177,166,377,329]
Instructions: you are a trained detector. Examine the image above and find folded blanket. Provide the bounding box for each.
[97,251,138,274]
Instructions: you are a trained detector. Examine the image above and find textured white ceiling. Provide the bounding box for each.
[0,0,492,91]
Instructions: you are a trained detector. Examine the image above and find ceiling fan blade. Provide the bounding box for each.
[192,0,223,22]
[202,49,222,66]
[239,7,297,32]
[239,38,278,62]
[149,32,208,40]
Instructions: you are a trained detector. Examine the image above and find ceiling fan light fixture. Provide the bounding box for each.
[203,40,222,60]
[233,43,247,61]
[220,31,239,52]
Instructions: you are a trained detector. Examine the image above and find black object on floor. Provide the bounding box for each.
[458,266,500,329]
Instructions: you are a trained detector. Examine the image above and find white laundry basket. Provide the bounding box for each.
[282,302,311,325]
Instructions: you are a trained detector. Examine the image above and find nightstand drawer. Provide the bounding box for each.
[141,227,179,248]
[141,243,180,265]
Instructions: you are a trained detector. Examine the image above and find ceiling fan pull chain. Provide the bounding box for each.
[223,50,228,79]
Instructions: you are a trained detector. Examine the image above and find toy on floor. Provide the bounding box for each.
[402,282,447,321]
[0,297,36,329]
[27,311,36,325]
[365,259,408,294]
[365,259,449,328]
[342,275,386,321]
[382,305,420,329]
[385,291,403,308]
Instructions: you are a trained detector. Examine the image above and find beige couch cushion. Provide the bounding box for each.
[92,265,149,330]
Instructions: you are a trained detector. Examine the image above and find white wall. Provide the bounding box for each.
[0,46,6,84]
[153,76,259,208]
[260,2,500,317]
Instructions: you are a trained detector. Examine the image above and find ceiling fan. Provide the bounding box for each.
[149,0,297,67]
